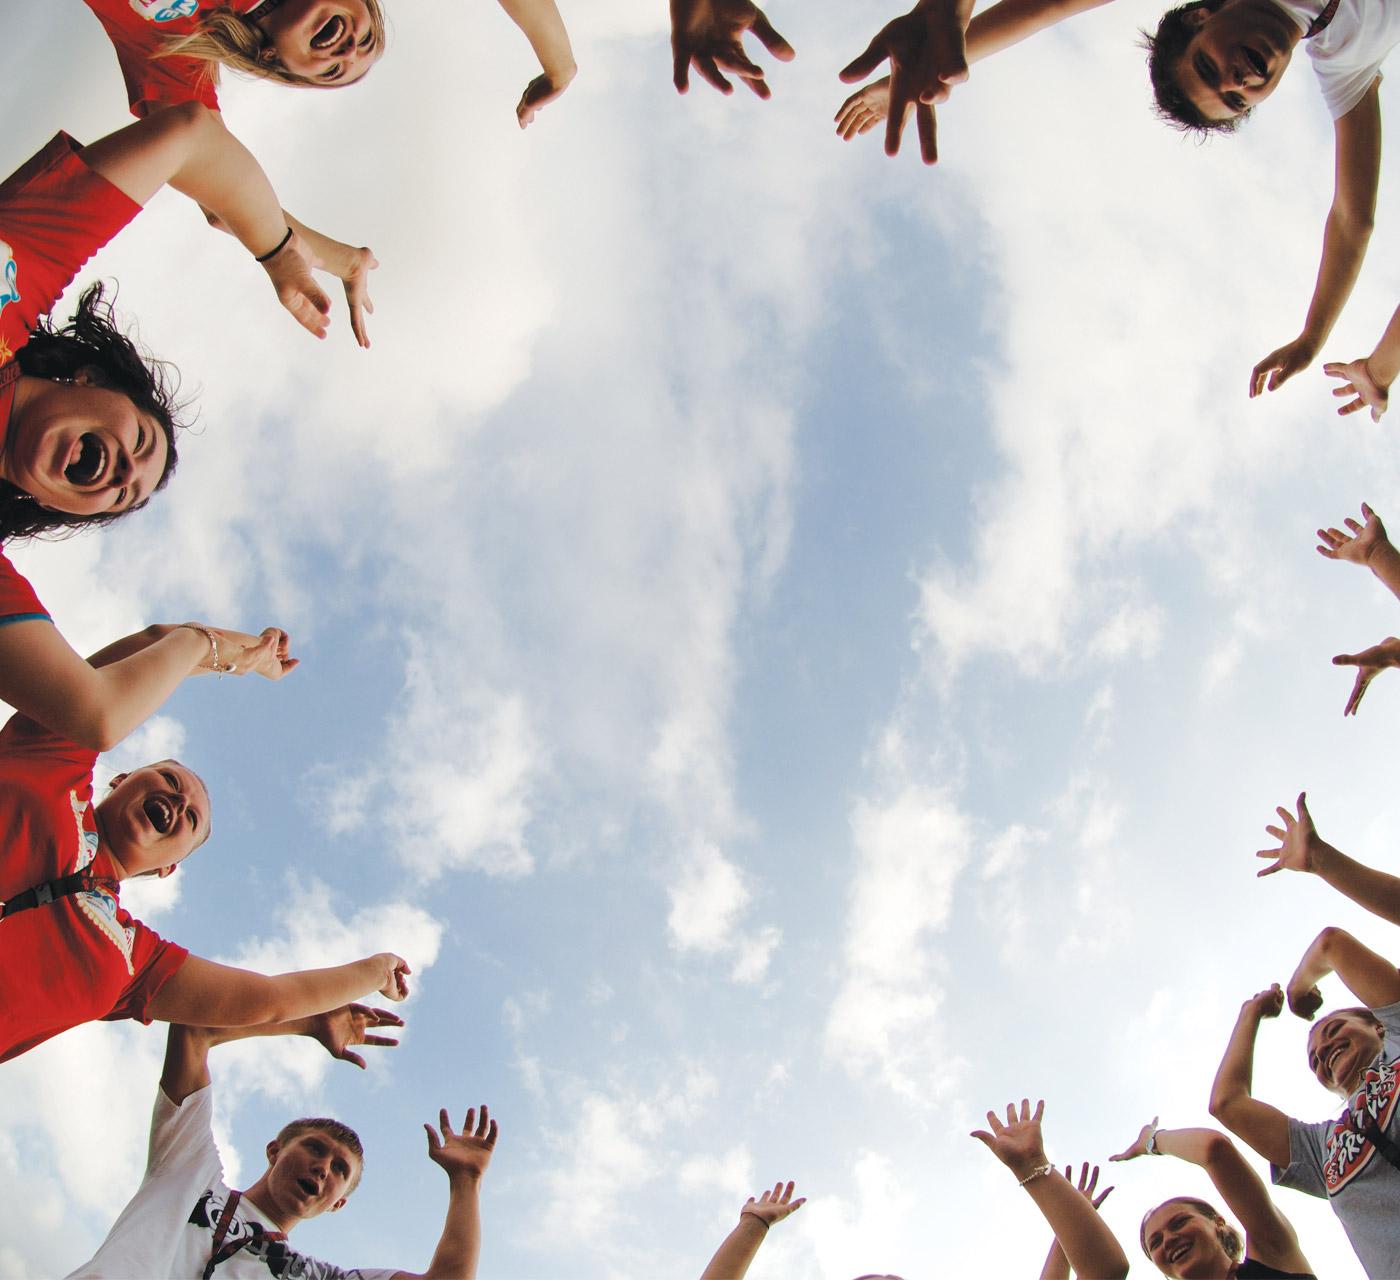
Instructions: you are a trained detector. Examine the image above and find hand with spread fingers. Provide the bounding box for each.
[425,1105,499,1183]
[1316,501,1387,566]
[835,76,891,140]
[1333,638,1400,715]
[1324,356,1390,421]
[839,0,974,164]
[670,0,795,99]
[1256,792,1326,878]
[972,1097,1050,1179]
[1108,1118,1160,1164]
[700,1179,805,1279]
[258,230,333,341]
[741,1181,806,1227]
[307,1003,404,1069]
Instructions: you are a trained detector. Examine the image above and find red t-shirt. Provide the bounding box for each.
[0,133,142,449]
[0,547,48,627]
[0,701,188,1063]
[81,0,265,117]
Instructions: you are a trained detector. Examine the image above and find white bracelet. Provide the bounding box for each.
[179,623,236,676]
[1017,1162,1054,1187]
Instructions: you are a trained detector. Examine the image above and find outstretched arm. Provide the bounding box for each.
[1037,1163,1112,1280]
[670,0,795,99]
[1209,987,1295,1167]
[1110,1123,1310,1273]
[79,104,334,339]
[160,1004,404,1105]
[393,1107,500,1280]
[147,951,410,1029]
[0,621,295,752]
[699,1182,805,1280]
[1324,308,1400,421]
[495,0,578,126]
[1287,926,1400,1018]
[1258,792,1400,925]
[1250,82,1380,398]
[1316,503,1400,599]
[834,0,1110,155]
[972,1100,1129,1280]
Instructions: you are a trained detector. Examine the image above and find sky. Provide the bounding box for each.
[6,0,1400,1276]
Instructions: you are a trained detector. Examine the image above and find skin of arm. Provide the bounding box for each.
[1111,1125,1310,1271]
[1324,311,1400,419]
[496,0,577,85]
[146,951,410,1028]
[1286,925,1400,1018]
[1038,1164,1111,1280]
[1259,792,1400,926]
[1208,986,1295,1167]
[160,1004,404,1105]
[79,104,333,338]
[392,1107,500,1280]
[699,1182,805,1280]
[0,622,291,752]
[1315,503,1400,599]
[1250,82,1381,397]
[972,1100,1129,1280]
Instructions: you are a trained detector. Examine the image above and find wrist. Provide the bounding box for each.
[1367,350,1400,390]
[544,58,577,83]
[738,1210,771,1232]
[1016,1161,1054,1187]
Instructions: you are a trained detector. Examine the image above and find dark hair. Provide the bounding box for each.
[1140,1197,1244,1263]
[1,282,184,542]
[1142,0,1249,136]
[275,1117,366,1192]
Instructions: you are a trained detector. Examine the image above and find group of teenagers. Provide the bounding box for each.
[5,0,1400,1276]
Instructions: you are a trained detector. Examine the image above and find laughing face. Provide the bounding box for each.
[3,373,169,516]
[1174,0,1300,120]
[256,1130,360,1228]
[1141,1201,1234,1278]
[256,0,382,85]
[1309,1012,1385,1095]
[94,760,211,879]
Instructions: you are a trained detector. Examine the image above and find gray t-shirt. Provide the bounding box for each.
[1273,998,1400,1277]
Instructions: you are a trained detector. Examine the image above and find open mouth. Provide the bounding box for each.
[1327,1043,1347,1080]
[143,796,175,834]
[1243,45,1268,77]
[1166,1240,1193,1266]
[297,1177,319,1197]
[64,433,107,486]
[310,14,346,49]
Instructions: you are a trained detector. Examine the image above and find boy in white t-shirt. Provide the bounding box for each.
[1144,0,1393,401]
[65,1007,500,1280]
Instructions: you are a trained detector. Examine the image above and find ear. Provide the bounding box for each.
[265,1139,281,1165]
[156,863,179,880]
[71,366,104,388]
[330,1196,348,1213]
[1181,5,1213,28]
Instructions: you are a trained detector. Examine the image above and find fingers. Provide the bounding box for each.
[340,1049,368,1069]
[751,11,795,60]
[840,35,890,84]
[1296,791,1310,823]
[915,100,937,165]
[693,53,735,94]
[1092,1185,1114,1208]
[1344,667,1373,716]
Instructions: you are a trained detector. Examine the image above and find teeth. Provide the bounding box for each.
[311,14,344,48]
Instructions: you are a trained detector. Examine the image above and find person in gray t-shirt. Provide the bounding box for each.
[1209,926,1400,1278]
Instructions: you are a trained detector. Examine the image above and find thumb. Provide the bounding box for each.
[1333,653,1360,666]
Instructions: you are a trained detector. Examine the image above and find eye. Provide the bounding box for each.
[357,30,375,50]
[135,424,145,454]
[113,486,128,510]
[1225,92,1246,111]
[320,63,343,81]
[161,770,179,790]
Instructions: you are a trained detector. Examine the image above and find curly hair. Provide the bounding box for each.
[1142,0,1250,136]
[275,1117,366,1192]
[1140,1197,1245,1264]
[159,2,387,90]
[1,283,184,542]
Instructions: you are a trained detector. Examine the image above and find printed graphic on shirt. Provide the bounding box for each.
[0,239,19,319]
[188,1189,376,1279]
[128,0,202,21]
[1323,1057,1400,1192]
[66,788,139,975]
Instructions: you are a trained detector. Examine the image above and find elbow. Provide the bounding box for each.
[1315,925,1352,957]
[1200,1129,1235,1166]
[69,705,125,754]
[1106,1260,1130,1280]
[1208,1093,1232,1125]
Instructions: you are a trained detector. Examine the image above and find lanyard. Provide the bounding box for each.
[1305,0,1341,38]
[0,868,113,920]
[201,1191,287,1279]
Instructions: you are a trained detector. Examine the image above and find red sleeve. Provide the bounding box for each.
[0,550,47,624]
[103,924,189,1024]
[0,134,142,364]
[112,38,221,118]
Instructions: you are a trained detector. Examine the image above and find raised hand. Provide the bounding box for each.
[971,1097,1049,1179]
[1250,334,1317,398]
[835,77,891,140]
[1333,638,1400,715]
[1286,971,1324,1021]
[308,1003,404,1069]
[1065,1161,1112,1207]
[1108,1119,1158,1164]
[670,0,795,99]
[1324,357,1390,422]
[259,231,332,341]
[1317,501,1387,566]
[340,246,378,349]
[425,1104,499,1182]
[839,0,973,164]
[517,70,576,127]
[1245,984,1285,1020]
[373,953,412,1001]
[224,627,298,680]
[740,1181,806,1228]
[1256,792,1322,877]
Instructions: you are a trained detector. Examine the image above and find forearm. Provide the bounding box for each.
[495,0,577,79]
[1022,1173,1128,1280]
[160,1016,318,1103]
[699,1217,768,1280]
[1038,1239,1070,1280]
[1312,840,1400,925]
[966,0,1111,62]
[418,1175,483,1280]
[1210,1010,1263,1118]
[1300,209,1373,347]
[1152,1126,1232,1170]
[152,955,390,1028]
[1362,534,1400,601]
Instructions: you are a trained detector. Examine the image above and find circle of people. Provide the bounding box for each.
[2,0,1400,1276]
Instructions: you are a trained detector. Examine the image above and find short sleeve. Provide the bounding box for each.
[1371,997,1400,1041]
[1273,1116,1332,1198]
[113,39,221,118]
[0,550,48,625]
[1318,65,1382,119]
[0,134,142,362]
[101,926,189,1024]
[145,1081,224,1184]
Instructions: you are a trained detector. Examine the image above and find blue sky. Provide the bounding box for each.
[7,0,1400,1276]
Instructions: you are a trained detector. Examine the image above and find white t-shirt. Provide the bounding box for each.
[1273,0,1400,117]
[64,1085,399,1280]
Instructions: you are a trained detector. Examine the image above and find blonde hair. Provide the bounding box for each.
[158,3,386,90]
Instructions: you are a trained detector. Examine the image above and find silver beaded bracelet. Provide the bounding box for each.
[179,623,236,676]
[1017,1162,1054,1186]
